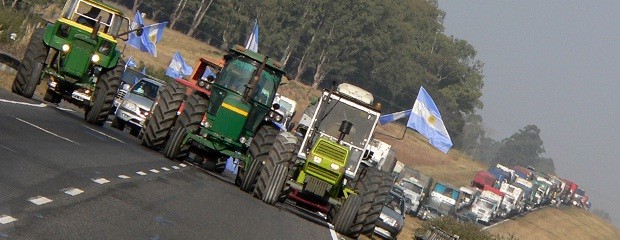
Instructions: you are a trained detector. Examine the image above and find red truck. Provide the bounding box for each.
[560,178,578,205]
[472,171,498,190]
[513,166,533,180]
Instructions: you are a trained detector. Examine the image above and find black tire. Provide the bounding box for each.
[85,60,123,126]
[129,127,140,137]
[111,117,126,131]
[235,124,279,191]
[43,89,61,104]
[332,194,362,235]
[163,93,208,160]
[253,131,298,202]
[348,167,394,237]
[239,159,262,192]
[141,81,186,150]
[12,28,48,98]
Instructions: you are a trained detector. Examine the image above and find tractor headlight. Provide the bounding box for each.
[239,136,247,144]
[274,114,282,122]
[62,44,71,52]
[330,163,340,171]
[98,41,113,55]
[122,83,131,91]
[91,54,100,63]
[312,156,322,164]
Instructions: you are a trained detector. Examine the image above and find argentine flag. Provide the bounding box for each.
[379,109,412,125]
[245,19,259,52]
[127,11,168,57]
[406,86,453,153]
[165,51,193,79]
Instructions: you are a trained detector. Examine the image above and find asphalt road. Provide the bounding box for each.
[0,89,337,240]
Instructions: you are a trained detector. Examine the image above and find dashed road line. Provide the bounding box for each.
[172,166,180,170]
[0,144,16,153]
[179,164,187,167]
[63,188,84,196]
[92,178,110,184]
[82,125,125,144]
[136,171,147,176]
[161,167,170,171]
[55,106,74,112]
[118,175,130,179]
[327,223,339,240]
[0,215,17,224]
[0,98,47,108]
[15,117,78,144]
[28,196,53,205]
[149,169,160,173]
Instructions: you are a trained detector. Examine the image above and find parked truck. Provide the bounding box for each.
[469,185,504,224]
[498,182,525,217]
[12,0,138,126]
[417,182,459,221]
[471,170,498,190]
[513,166,533,180]
[366,139,398,173]
[457,186,479,211]
[515,177,539,211]
[249,83,394,238]
[496,164,517,183]
[488,167,511,188]
[561,179,578,205]
[272,93,297,131]
[397,167,433,215]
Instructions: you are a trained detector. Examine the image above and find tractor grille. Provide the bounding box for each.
[307,163,339,183]
[313,140,348,164]
[304,175,332,197]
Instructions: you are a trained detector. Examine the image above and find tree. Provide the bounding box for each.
[492,125,555,173]
[591,209,612,223]
[187,0,214,37]
[169,0,189,29]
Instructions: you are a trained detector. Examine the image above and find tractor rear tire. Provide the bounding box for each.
[12,28,48,98]
[163,93,208,160]
[111,116,126,131]
[332,194,362,235]
[85,60,122,126]
[236,124,279,191]
[348,166,394,237]
[141,81,186,150]
[253,131,298,203]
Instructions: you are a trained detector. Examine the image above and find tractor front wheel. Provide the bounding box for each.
[141,81,186,150]
[85,61,122,126]
[236,124,279,192]
[163,93,208,160]
[253,131,299,204]
[331,194,362,235]
[12,28,49,98]
[347,166,394,238]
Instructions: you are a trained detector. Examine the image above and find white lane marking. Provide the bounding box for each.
[482,218,510,230]
[82,125,125,144]
[172,166,180,170]
[55,106,75,112]
[0,98,47,107]
[327,223,339,240]
[0,215,17,224]
[0,144,17,153]
[92,178,110,184]
[149,169,160,173]
[15,117,78,144]
[28,196,53,205]
[63,188,84,196]
[136,171,147,176]
[118,175,130,179]
[161,167,170,171]
[179,164,187,167]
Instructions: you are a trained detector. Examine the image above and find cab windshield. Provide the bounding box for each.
[130,80,159,100]
[62,0,125,35]
[217,58,281,105]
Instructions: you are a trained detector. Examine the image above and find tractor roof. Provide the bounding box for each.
[84,0,126,17]
[230,45,286,73]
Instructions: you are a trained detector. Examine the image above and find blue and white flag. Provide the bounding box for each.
[406,86,453,153]
[245,19,259,52]
[166,51,193,79]
[379,109,412,125]
[201,67,216,79]
[141,66,147,74]
[125,56,138,69]
[127,11,167,57]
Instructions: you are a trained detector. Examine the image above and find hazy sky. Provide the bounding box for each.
[438,1,619,226]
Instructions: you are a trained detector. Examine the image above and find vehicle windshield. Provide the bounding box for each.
[316,98,376,149]
[277,99,294,114]
[400,181,423,193]
[130,80,159,100]
[217,58,280,105]
[477,198,495,209]
[386,192,404,215]
[62,0,124,36]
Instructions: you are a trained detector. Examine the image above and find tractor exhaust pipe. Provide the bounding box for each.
[337,120,353,143]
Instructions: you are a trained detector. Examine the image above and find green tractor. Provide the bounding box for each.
[252,83,394,238]
[12,0,138,125]
[141,45,287,192]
